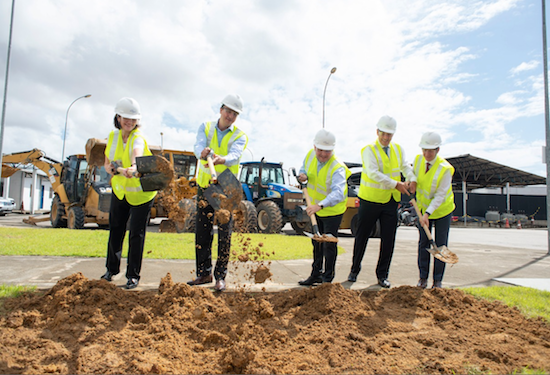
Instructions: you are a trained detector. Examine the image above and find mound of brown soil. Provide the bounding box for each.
[1,273,549,374]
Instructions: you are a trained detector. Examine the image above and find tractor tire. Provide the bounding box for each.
[256,200,283,234]
[234,200,258,233]
[50,195,67,228]
[290,220,312,235]
[183,202,197,233]
[67,206,85,229]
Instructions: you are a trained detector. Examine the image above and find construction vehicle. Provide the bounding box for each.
[1,138,198,230]
[238,159,310,234]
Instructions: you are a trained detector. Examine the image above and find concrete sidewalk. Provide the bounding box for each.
[1,213,549,292]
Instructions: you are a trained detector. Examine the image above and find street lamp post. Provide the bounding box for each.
[62,94,91,161]
[322,67,337,128]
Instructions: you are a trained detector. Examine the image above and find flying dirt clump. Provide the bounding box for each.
[1,273,550,374]
[231,235,273,287]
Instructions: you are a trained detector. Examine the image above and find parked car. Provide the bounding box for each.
[0,197,16,216]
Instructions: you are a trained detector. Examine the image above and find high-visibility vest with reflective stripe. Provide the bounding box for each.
[105,129,157,205]
[305,149,351,217]
[358,142,403,203]
[197,121,248,188]
[413,154,455,219]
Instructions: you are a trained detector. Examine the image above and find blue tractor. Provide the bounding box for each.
[238,159,310,234]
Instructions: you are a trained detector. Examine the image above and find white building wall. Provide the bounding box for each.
[1,168,53,213]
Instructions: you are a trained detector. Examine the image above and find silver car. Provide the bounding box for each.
[0,197,16,216]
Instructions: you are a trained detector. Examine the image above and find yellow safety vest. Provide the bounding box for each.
[304,149,351,217]
[358,141,403,203]
[105,129,157,206]
[413,154,455,219]
[197,121,248,188]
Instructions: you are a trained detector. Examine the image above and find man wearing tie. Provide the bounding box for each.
[413,132,455,289]
[348,115,416,288]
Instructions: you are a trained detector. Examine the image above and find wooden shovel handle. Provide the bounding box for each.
[206,154,217,183]
[116,167,139,178]
[302,187,320,231]
[409,198,434,241]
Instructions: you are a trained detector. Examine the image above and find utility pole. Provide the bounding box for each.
[542,0,550,254]
[0,0,16,177]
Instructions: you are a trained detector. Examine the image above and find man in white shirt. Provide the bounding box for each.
[348,116,416,288]
[412,132,455,289]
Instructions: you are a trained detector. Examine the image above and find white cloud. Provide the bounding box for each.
[510,60,540,75]
[0,0,545,181]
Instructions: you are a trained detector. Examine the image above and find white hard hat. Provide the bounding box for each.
[376,115,397,134]
[419,131,442,149]
[314,129,336,151]
[115,97,141,120]
[221,93,243,114]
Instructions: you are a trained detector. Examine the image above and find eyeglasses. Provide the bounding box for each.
[223,106,239,116]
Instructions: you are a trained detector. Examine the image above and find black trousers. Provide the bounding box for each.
[195,188,233,280]
[351,197,398,279]
[310,214,343,282]
[105,195,154,280]
[418,213,451,281]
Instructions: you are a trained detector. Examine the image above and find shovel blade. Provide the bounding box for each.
[135,155,169,174]
[203,184,224,211]
[139,172,170,192]
[427,245,459,264]
[204,169,243,211]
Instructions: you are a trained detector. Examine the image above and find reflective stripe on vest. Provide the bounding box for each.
[197,121,247,188]
[304,149,351,217]
[413,154,455,219]
[105,129,157,205]
[358,142,402,203]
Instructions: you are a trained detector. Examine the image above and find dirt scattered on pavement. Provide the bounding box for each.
[1,272,550,374]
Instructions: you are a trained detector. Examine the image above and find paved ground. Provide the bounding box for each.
[1,213,549,292]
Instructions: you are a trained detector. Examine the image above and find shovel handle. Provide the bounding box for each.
[302,187,321,235]
[409,198,434,241]
[206,154,217,183]
[116,167,139,178]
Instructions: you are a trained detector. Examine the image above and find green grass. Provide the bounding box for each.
[0,284,36,298]
[0,227,330,260]
[461,286,550,323]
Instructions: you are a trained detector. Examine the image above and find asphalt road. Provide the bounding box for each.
[1,212,549,292]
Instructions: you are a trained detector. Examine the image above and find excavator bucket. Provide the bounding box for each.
[85,138,108,167]
[1,164,19,178]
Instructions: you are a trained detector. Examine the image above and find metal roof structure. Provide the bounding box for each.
[446,154,546,189]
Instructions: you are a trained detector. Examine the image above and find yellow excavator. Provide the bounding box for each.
[1,139,198,230]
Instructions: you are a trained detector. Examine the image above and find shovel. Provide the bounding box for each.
[300,183,337,243]
[410,198,459,264]
[202,153,242,212]
[113,155,173,192]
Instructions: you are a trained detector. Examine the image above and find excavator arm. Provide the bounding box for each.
[1,149,63,191]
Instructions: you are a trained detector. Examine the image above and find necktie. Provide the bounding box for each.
[425,163,430,173]
[383,147,389,157]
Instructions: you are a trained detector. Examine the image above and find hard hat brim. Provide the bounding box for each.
[314,142,335,151]
[223,104,242,114]
[377,127,396,134]
[419,143,439,149]
[117,113,141,120]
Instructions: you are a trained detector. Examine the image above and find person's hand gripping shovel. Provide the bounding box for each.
[202,151,242,212]
[292,169,337,243]
[409,197,459,264]
[112,155,173,191]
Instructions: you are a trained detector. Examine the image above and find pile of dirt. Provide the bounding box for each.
[1,273,549,374]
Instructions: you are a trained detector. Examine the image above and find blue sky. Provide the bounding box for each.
[0,0,548,180]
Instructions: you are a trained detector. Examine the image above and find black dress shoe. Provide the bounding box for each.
[417,278,428,289]
[298,276,322,286]
[100,271,115,282]
[378,278,391,288]
[347,272,358,282]
[187,275,213,286]
[214,279,226,292]
[432,280,443,288]
[126,278,139,289]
